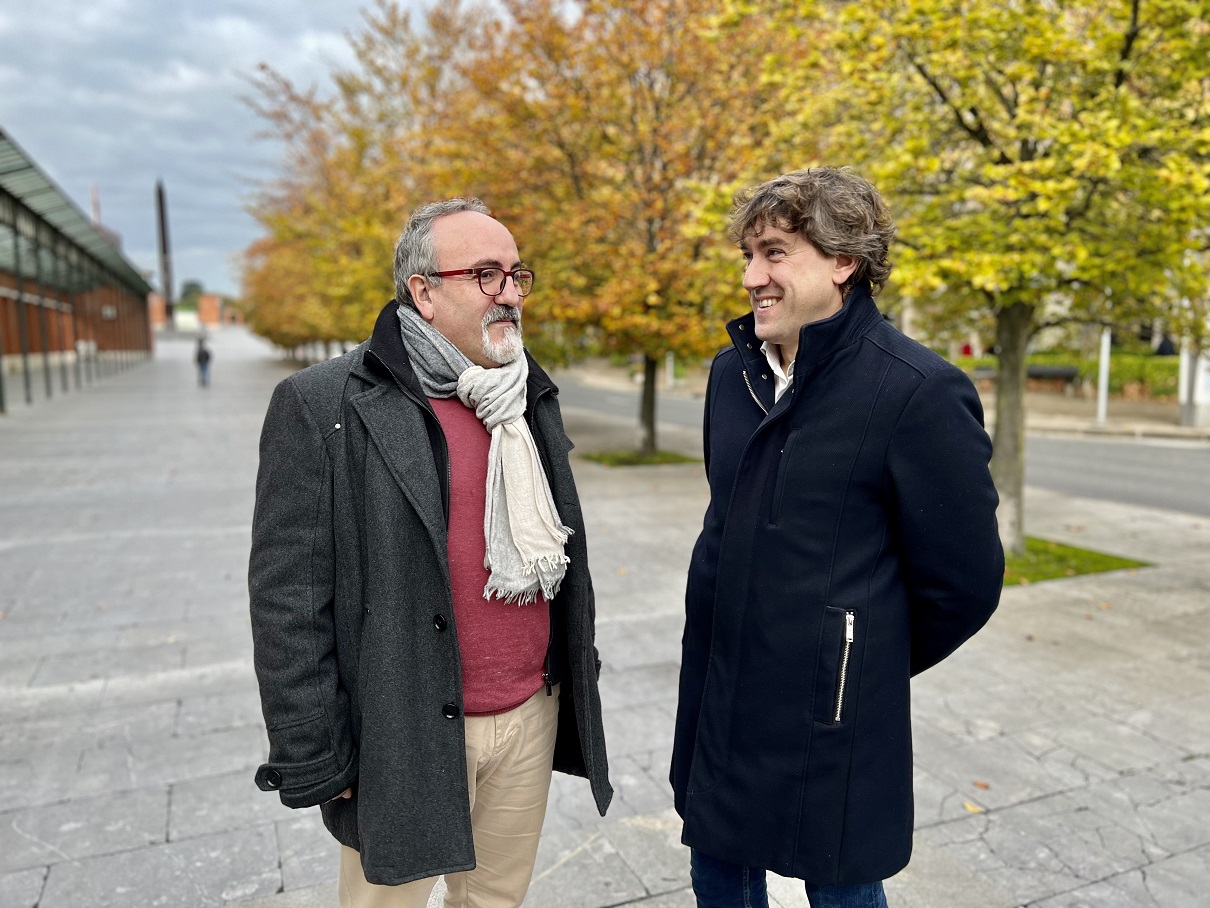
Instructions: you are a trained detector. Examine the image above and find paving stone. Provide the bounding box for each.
[176,689,265,736]
[169,769,300,841]
[0,787,167,873]
[918,731,1115,812]
[0,867,47,908]
[526,826,649,908]
[32,642,186,686]
[73,724,266,799]
[0,655,37,686]
[602,808,689,897]
[601,701,676,761]
[0,700,178,751]
[39,824,280,907]
[884,838,1016,908]
[277,810,338,891]
[545,770,612,835]
[239,881,339,908]
[1040,715,1192,772]
[916,789,1161,906]
[913,765,987,828]
[602,752,676,819]
[624,890,696,907]
[597,659,680,711]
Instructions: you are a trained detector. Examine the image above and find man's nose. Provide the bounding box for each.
[742,260,768,291]
[496,275,524,306]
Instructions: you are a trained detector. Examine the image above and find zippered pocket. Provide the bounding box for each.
[813,607,857,725]
[833,611,855,723]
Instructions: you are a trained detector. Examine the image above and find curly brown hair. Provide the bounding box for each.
[727,167,896,295]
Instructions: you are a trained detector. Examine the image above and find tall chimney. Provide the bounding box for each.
[156,179,174,324]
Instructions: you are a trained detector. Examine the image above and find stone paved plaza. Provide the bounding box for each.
[1,327,1208,908]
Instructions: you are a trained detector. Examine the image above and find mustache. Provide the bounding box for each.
[483,304,521,327]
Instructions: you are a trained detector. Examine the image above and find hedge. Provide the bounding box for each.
[953,353,1179,399]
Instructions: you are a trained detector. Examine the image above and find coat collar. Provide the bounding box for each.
[726,284,883,408]
[358,298,558,403]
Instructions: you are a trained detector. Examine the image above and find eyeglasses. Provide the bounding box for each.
[428,266,535,297]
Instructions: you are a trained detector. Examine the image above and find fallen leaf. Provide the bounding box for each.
[963,801,984,814]
[1098,601,1111,610]
[1026,634,1036,642]
[1065,524,1085,532]
[617,567,627,576]
[0,611,6,621]
[1083,613,1094,620]
[1127,568,1138,574]
[1019,577,1031,586]
[973,780,990,790]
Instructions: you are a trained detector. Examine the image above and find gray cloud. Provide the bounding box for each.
[0,1,393,296]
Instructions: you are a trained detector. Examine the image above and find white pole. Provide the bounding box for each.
[1096,327,1111,425]
[665,350,676,389]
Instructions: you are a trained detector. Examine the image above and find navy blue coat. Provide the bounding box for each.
[671,288,1003,884]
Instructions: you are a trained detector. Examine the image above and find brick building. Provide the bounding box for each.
[0,126,152,413]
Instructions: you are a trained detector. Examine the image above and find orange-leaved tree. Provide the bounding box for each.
[439,0,799,454]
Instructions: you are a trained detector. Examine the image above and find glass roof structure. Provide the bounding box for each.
[0,126,152,297]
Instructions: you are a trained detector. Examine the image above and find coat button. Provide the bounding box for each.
[263,769,282,789]
[433,615,447,631]
[746,343,753,349]
[442,703,460,719]
[762,373,769,380]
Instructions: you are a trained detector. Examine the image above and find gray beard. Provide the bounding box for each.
[481,305,523,364]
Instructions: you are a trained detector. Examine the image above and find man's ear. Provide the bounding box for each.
[407,274,436,321]
[833,254,858,286]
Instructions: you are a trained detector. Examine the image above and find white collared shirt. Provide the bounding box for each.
[761,342,794,403]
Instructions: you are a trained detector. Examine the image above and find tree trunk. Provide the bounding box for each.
[639,354,659,456]
[990,302,1033,557]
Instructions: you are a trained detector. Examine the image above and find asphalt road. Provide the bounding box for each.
[555,374,1210,517]
[1025,436,1210,517]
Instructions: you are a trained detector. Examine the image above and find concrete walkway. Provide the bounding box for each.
[1,327,1208,908]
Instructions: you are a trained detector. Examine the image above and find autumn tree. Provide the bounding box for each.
[435,0,797,454]
[241,1,480,349]
[768,0,1209,553]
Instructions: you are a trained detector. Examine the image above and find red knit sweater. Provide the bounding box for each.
[429,397,549,715]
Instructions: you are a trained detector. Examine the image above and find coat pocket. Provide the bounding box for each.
[768,428,801,526]
[813,607,856,725]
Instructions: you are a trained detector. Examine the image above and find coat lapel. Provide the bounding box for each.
[351,384,447,558]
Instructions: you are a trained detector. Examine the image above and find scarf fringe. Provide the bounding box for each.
[484,576,564,606]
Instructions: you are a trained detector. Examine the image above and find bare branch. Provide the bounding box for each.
[1114,0,1143,89]
[906,52,1013,164]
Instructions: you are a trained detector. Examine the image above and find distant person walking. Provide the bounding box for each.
[195,337,212,387]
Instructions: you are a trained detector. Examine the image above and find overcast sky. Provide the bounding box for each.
[0,1,411,298]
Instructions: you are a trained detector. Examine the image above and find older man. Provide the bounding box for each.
[250,198,611,908]
[672,168,1003,908]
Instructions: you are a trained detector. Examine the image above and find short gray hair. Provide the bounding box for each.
[393,197,491,306]
[728,167,896,295]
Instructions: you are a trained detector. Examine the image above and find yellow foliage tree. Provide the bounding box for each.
[768,0,1209,553]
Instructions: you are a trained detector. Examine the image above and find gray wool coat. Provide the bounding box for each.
[249,301,612,886]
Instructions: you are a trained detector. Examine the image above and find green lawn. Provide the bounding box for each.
[1005,537,1148,586]
[580,450,701,466]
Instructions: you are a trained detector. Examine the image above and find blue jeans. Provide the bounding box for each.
[691,849,889,908]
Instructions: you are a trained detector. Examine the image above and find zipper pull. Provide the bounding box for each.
[845,612,855,642]
[544,672,552,696]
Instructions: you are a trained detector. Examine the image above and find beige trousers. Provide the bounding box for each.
[338,685,560,908]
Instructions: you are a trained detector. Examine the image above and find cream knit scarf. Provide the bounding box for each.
[397,304,571,604]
